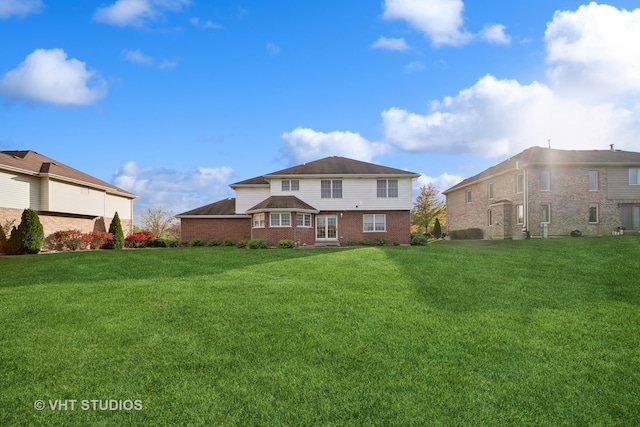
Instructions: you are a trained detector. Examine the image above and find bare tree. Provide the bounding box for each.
[140,207,178,239]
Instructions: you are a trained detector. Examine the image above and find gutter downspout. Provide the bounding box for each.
[524,167,529,237]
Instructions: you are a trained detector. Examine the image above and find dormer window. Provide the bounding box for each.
[281,179,299,191]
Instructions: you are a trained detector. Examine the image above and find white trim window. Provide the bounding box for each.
[377,179,398,198]
[270,213,291,227]
[588,171,598,191]
[488,182,494,200]
[253,213,265,228]
[630,168,640,185]
[589,203,599,223]
[281,179,300,191]
[321,180,342,198]
[466,189,472,204]
[516,173,524,193]
[363,214,386,232]
[516,204,524,225]
[488,209,493,226]
[541,204,551,223]
[540,171,551,191]
[296,213,312,227]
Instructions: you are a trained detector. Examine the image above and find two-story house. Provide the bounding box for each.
[443,146,640,239]
[177,156,420,246]
[0,150,136,238]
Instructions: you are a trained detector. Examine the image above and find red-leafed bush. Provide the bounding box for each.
[125,231,157,248]
[44,229,88,251]
[86,231,113,249]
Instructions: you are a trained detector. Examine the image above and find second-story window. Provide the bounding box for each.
[321,180,342,198]
[488,182,494,199]
[377,179,398,198]
[281,179,299,191]
[589,171,598,191]
[630,168,640,185]
[466,189,472,203]
[516,174,524,193]
[540,171,550,191]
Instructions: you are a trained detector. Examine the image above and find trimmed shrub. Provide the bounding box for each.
[360,239,374,246]
[433,218,442,239]
[222,238,235,246]
[87,231,113,249]
[237,238,250,248]
[188,238,204,247]
[206,238,220,247]
[373,238,387,246]
[5,208,45,255]
[278,239,295,249]
[107,212,125,250]
[411,234,428,246]
[151,238,179,247]
[247,239,268,249]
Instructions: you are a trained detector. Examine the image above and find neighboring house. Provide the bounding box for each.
[177,156,420,246]
[443,146,640,239]
[0,150,136,238]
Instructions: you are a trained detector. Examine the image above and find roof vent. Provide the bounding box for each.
[610,144,614,151]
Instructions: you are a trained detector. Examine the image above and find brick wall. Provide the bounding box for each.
[0,207,131,241]
[334,210,411,245]
[180,217,251,244]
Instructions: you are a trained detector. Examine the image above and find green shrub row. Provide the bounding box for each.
[346,238,388,246]
[448,228,484,240]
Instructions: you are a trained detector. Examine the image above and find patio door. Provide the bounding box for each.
[316,215,338,241]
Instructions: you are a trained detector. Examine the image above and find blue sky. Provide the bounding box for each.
[2,0,640,222]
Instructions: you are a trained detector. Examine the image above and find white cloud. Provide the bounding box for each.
[545,2,640,103]
[112,161,234,222]
[93,0,189,27]
[281,127,389,164]
[381,4,640,159]
[122,48,154,65]
[480,24,510,45]
[371,36,410,51]
[404,61,427,73]
[0,0,43,18]
[382,0,471,47]
[382,74,640,156]
[190,16,223,29]
[414,172,463,193]
[0,48,107,105]
[266,42,281,56]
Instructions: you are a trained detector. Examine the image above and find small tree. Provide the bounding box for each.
[433,217,442,239]
[5,208,45,255]
[108,212,125,250]
[411,183,445,234]
[140,207,178,238]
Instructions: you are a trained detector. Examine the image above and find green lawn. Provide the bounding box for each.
[1,237,639,426]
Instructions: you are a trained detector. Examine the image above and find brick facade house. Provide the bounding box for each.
[443,146,640,239]
[0,150,136,241]
[177,156,420,246]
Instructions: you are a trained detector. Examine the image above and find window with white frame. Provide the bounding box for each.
[488,209,493,226]
[253,213,265,228]
[377,179,398,198]
[516,174,524,193]
[588,171,598,191]
[516,204,524,225]
[630,168,640,185]
[540,171,550,191]
[589,203,598,223]
[281,179,300,191]
[466,189,472,203]
[541,204,550,223]
[488,182,494,199]
[296,213,311,227]
[270,213,291,227]
[363,214,386,232]
[321,180,342,198]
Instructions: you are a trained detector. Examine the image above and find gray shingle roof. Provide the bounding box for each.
[0,150,136,198]
[443,146,640,194]
[246,196,318,213]
[265,156,420,177]
[176,198,238,216]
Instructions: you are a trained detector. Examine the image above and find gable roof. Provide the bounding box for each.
[443,146,640,194]
[264,156,420,178]
[175,198,243,217]
[246,196,319,214]
[0,150,136,198]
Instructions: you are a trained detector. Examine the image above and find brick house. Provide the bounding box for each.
[177,156,420,246]
[0,150,136,238]
[443,146,640,239]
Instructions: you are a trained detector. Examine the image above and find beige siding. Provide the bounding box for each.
[47,179,105,216]
[235,187,271,214]
[106,193,133,220]
[607,167,640,199]
[0,170,40,210]
[271,177,414,211]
